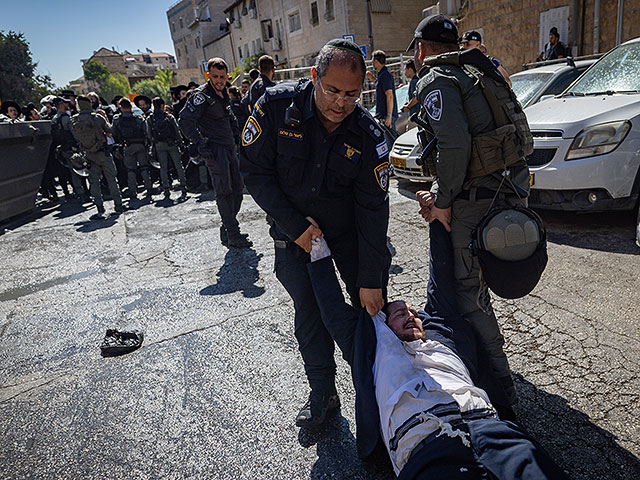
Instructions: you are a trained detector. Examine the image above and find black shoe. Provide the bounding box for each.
[226,233,252,248]
[163,188,171,200]
[180,187,188,198]
[296,389,340,428]
[220,226,228,245]
[90,210,107,221]
[114,204,127,214]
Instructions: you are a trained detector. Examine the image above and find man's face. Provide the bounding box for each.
[386,301,425,342]
[7,106,18,119]
[404,66,415,79]
[550,34,558,46]
[312,63,362,127]
[209,67,227,94]
[179,89,187,100]
[139,100,149,111]
[57,102,68,113]
[463,39,480,50]
[241,82,250,94]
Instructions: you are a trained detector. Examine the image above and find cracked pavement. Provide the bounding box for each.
[1,180,639,479]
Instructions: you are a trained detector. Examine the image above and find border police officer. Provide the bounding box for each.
[240,39,391,427]
[248,55,275,109]
[409,15,532,404]
[179,57,251,248]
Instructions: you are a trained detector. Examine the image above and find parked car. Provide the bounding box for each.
[389,127,433,182]
[511,58,597,108]
[524,36,640,247]
[369,84,410,134]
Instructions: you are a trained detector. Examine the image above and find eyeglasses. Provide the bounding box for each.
[316,77,361,105]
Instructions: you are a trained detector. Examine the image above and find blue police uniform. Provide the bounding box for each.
[179,82,248,243]
[239,79,391,395]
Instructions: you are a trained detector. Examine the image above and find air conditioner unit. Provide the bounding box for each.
[249,8,256,19]
[440,0,461,16]
[271,37,282,51]
[422,4,440,18]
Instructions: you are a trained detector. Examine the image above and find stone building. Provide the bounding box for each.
[445,0,640,74]
[167,0,230,69]
[81,48,127,75]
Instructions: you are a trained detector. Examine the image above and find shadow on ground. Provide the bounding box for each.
[513,374,640,480]
[200,248,265,298]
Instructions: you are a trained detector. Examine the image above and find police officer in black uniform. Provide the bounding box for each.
[240,39,391,427]
[179,57,251,248]
[248,55,276,109]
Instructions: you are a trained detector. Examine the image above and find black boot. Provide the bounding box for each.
[164,188,171,200]
[295,388,340,428]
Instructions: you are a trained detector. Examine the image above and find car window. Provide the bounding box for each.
[511,72,553,107]
[545,69,583,95]
[567,42,640,95]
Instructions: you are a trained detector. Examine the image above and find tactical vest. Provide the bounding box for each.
[150,113,174,143]
[420,51,533,180]
[71,113,105,153]
[118,114,145,143]
[51,115,76,151]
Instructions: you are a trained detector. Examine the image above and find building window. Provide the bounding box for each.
[172,22,175,32]
[185,43,188,54]
[243,43,249,58]
[324,0,335,21]
[238,47,243,60]
[371,0,391,13]
[289,10,302,33]
[195,37,200,49]
[310,2,319,26]
[179,17,183,28]
[261,19,273,41]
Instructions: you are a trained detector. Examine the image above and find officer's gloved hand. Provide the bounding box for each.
[199,143,213,160]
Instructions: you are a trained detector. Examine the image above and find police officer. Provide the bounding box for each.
[248,55,275,109]
[228,85,248,131]
[240,39,391,427]
[409,15,531,404]
[146,96,187,200]
[112,98,153,201]
[70,96,125,219]
[179,57,251,248]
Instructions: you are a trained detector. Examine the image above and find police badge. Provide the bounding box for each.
[241,116,262,146]
[424,89,443,121]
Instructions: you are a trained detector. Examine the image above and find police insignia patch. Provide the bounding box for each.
[338,143,361,163]
[376,140,389,159]
[241,116,262,146]
[374,162,389,191]
[424,89,443,121]
[193,93,206,106]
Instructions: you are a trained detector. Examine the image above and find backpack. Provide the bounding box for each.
[118,114,145,142]
[150,113,174,143]
[71,113,105,153]
[422,49,533,179]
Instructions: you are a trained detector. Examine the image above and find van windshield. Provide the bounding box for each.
[565,41,640,95]
[511,72,553,107]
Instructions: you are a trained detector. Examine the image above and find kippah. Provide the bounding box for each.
[325,38,364,57]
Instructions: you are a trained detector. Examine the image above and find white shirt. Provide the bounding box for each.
[371,312,496,475]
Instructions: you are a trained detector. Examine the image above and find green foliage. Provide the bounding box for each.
[99,73,130,103]
[230,67,244,82]
[132,79,169,104]
[83,60,110,83]
[242,52,264,72]
[0,30,54,105]
[154,69,174,91]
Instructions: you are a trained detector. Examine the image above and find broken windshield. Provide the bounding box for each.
[566,41,640,95]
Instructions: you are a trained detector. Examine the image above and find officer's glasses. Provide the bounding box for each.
[316,77,361,105]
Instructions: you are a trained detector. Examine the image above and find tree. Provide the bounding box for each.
[83,60,110,83]
[0,30,53,105]
[99,73,130,103]
[132,79,168,103]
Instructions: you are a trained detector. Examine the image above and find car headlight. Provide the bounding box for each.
[565,121,631,160]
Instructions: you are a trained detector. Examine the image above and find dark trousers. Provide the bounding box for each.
[204,145,244,235]
[273,225,388,391]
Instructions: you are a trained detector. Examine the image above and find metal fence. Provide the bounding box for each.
[268,55,413,110]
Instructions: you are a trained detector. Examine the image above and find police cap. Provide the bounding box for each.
[406,14,459,52]
[462,30,482,44]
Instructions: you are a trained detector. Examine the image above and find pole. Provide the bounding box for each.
[616,0,624,46]
[593,0,600,53]
[365,0,373,58]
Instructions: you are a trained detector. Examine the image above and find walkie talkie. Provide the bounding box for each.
[284,100,301,128]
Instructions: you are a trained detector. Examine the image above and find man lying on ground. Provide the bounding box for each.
[305,221,566,479]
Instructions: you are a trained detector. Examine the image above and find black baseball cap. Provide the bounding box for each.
[462,30,482,43]
[406,14,459,52]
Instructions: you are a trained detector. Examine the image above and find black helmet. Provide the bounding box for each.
[471,206,547,299]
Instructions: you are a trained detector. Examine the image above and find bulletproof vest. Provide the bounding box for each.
[150,113,174,143]
[421,50,533,180]
[118,114,145,142]
[71,112,105,153]
[51,114,76,151]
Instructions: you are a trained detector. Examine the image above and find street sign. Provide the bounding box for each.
[201,60,209,81]
[342,34,355,43]
[359,45,367,59]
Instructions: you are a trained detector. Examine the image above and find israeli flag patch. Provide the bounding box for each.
[376,141,389,159]
[424,89,443,122]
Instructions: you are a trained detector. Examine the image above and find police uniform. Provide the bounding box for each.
[239,76,391,410]
[70,99,124,215]
[179,81,248,245]
[410,15,530,403]
[248,73,275,109]
[112,111,153,199]
[146,110,187,197]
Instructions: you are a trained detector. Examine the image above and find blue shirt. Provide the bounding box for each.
[375,66,398,119]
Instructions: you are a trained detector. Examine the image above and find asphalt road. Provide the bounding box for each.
[1,179,639,480]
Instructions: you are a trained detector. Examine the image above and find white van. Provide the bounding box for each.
[524,37,640,245]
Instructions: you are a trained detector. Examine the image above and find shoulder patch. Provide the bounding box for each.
[374,162,390,191]
[241,116,262,147]
[253,103,265,117]
[424,89,443,121]
[192,93,206,106]
[376,140,389,159]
